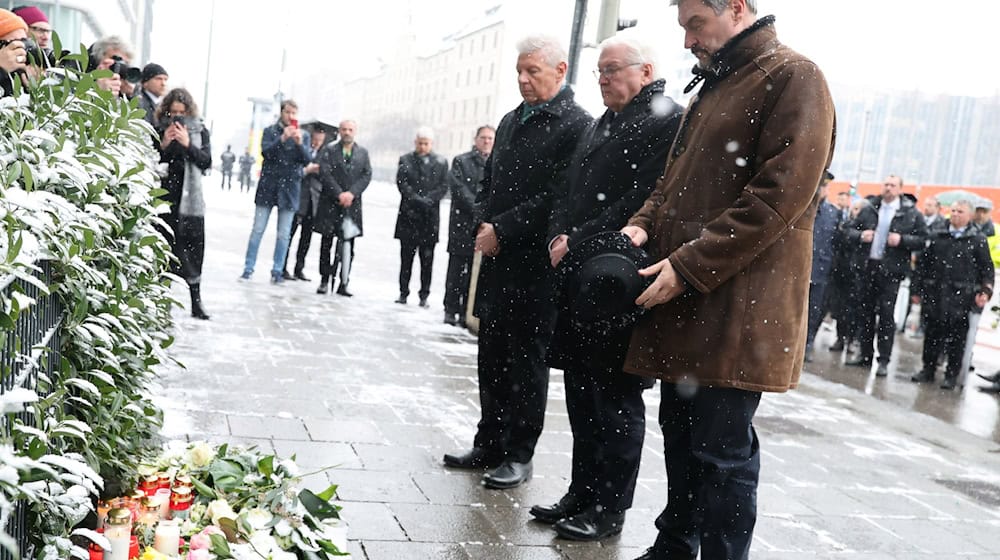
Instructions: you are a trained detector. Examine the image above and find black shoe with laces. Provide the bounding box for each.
[554,507,626,541]
[529,494,590,524]
[336,284,353,297]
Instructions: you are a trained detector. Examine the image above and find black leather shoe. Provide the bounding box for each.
[875,363,889,377]
[911,369,935,383]
[845,357,873,368]
[940,376,957,390]
[316,276,329,295]
[977,371,1000,383]
[336,285,353,297]
[442,448,501,470]
[554,507,625,541]
[829,339,845,352]
[444,312,458,326]
[980,380,1000,394]
[529,494,589,524]
[282,270,296,281]
[482,460,532,489]
[394,295,407,304]
[294,271,311,282]
[419,297,429,308]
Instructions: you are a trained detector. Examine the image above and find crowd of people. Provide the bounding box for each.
[4,1,999,558]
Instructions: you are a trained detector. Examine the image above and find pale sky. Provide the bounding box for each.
[149,0,1000,149]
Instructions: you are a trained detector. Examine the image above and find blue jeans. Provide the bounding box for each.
[243,205,295,277]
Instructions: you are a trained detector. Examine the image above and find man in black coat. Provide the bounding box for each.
[804,171,841,362]
[442,35,592,490]
[844,176,928,376]
[314,119,372,296]
[282,128,327,281]
[911,200,994,389]
[394,127,449,307]
[828,198,873,352]
[529,36,682,542]
[443,125,494,325]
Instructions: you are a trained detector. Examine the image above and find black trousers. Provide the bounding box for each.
[473,314,552,463]
[319,234,354,286]
[238,169,251,191]
[650,384,761,560]
[564,366,647,513]
[443,253,473,315]
[284,211,314,274]
[856,261,902,364]
[165,214,205,286]
[806,281,828,347]
[399,241,434,299]
[923,312,970,378]
[221,169,233,189]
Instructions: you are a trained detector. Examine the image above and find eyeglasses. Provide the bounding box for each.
[593,62,641,80]
[29,26,52,36]
[0,38,25,50]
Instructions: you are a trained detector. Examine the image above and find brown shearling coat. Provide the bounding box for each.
[624,19,836,393]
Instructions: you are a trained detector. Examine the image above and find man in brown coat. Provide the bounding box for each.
[620,1,836,559]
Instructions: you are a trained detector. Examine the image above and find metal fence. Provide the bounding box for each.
[1,261,63,560]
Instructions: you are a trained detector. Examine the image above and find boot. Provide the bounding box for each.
[189,284,210,320]
[317,276,330,294]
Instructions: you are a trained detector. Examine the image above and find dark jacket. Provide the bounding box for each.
[137,88,158,127]
[810,199,842,283]
[220,150,236,172]
[297,141,326,219]
[624,17,837,392]
[447,149,488,256]
[547,80,681,373]
[255,122,311,211]
[845,195,928,280]
[314,142,372,236]
[474,86,592,324]
[394,151,449,245]
[157,119,212,213]
[913,227,994,324]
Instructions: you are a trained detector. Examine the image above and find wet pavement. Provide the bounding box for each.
[156,182,1000,559]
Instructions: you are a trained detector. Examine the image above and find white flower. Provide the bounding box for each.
[273,519,293,537]
[186,442,216,468]
[277,459,300,477]
[206,499,236,525]
[269,550,297,560]
[246,508,274,531]
[248,532,278,556]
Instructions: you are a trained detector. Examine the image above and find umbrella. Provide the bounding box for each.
[301,120,339,140]
[935,189,982,207]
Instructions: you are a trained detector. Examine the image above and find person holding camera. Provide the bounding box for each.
[12,6,50,51]
[0,10,29,96]
[90,36,139,97]
[156,88,213,320]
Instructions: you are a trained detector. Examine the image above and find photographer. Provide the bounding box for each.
[0,9,29,96]
[156,88,213,320]
[90,36,139,97]
[12,6,51,51]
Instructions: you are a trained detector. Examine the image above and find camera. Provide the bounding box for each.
[22,38,53,68]
[171,115,185,126]
[109,55,141,84]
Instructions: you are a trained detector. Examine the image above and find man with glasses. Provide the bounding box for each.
[845,175,927,376]
[12,6,50,50]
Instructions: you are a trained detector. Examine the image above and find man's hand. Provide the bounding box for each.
[887,232,902,247]
[304,163,319,175]
[621,225,648,248]
[475,223,499,257]
[635,258,685,309]
[95,58,122,96]
[175,124,190,148]
[282,125,296,141]
[976,292,990,309]
[549,234,569,268]
[860,229,875,243]
[291,128,303,145]
[0,39,27,73]
[338,192,354,207]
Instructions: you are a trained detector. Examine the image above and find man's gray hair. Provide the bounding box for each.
[515,35,567,68]
[91,35,135,61]
[415,126,435,140]
[598,33,661,80]
[669,0,758,15]
[953,199,975,212]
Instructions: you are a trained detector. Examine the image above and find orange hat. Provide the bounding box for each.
[0,9,28,39]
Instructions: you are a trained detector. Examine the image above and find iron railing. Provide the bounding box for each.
[1,260,63,560]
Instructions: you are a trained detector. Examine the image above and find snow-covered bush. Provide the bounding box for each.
[0,45,175,558]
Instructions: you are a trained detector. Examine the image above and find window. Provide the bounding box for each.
[489,63,495,81]
[466,70,471,86]
[481,35,486,52]
[478,67,483,84]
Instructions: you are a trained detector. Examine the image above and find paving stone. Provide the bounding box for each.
[462,544,566,559]
[304,418,386,444]
[339,501,408,541]
[390,503,502,544]
[360,540,468,560]
[270,439,361,470]
[330,469,427,504]
[227,414,309,440]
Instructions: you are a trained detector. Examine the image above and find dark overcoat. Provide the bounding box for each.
[624,18,837,392]
[474,86,592,325]
[394,151,449,245]
[314,142,372,236]
[913,228,994,323]
[255,122,311,212]
[447,149,487,256]
[546,80,682,373]
[810,200,842,283]
[844,196,927,280]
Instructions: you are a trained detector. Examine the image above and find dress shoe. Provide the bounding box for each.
[316,276,330,294]
[444,312,458,326]
[482,460,532,489]
[419,297,430,308]
[282,270,296,281]
[529,494,590,524]
[828,339,845,352]
[977,371,1000,383]
[980,380,1000,394]
[940,376,958,390]
[394,295,407,304]
[442,448,501,469]
[554,507,625,541]
[336,284,353,297]
[911,368,935,383]
[845,357,872,368]
[294,271,311,282]
[875,363,889,377]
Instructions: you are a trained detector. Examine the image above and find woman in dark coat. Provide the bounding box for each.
[156,87,212,319]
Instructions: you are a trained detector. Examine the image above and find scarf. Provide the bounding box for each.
[178,119,206,217]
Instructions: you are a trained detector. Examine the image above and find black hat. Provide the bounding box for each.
[140,62,168,84]
[556,231,653,332]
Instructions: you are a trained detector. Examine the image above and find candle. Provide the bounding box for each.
[156,472,171,491]
[104,508,132,560]
[168,487,193,520]
[153,519,180,557]
[137,497,159,527]
[128,536,139,560]
[138,475,159,497]
[96,500,111,530]
[155,488,171,519]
